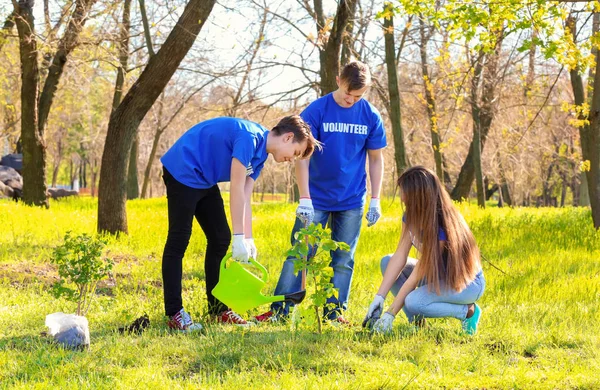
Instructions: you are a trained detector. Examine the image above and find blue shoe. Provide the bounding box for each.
[462,303,481,335]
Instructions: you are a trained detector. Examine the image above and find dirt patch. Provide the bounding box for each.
[0,262,59,287]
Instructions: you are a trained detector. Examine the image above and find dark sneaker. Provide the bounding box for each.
[167,308,203,332]
[216,310,254,327]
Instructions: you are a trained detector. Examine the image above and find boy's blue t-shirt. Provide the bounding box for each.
[301,93,387,211]
[160,117,268,189]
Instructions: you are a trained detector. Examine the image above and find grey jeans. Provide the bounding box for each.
[380,254,485,322]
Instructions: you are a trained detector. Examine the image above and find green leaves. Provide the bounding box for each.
[287,223,348,333]
[50,231,113,316]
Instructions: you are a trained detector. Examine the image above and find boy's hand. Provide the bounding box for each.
[232,234,250,264]
[245,238,257,260]
[296,198,314,226]
[362,294,385,328]
[366,198,381,227]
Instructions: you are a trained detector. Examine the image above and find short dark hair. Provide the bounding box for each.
[339,61,372,91]
[271,115,322,159]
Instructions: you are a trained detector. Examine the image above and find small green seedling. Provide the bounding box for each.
[287,223,350,334]
[51,231,113,316]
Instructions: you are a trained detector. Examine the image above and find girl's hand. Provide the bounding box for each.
[362,294,385,328]
[373,312,395,334]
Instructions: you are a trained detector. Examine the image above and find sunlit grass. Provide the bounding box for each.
[0,197,599,389]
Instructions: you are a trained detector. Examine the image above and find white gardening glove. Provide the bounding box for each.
[296,198,314,226]
[373,312,395,334]
[232,234,250,264]
[366,198,381,227]
[362,294,385,328]
[245,238,257,260]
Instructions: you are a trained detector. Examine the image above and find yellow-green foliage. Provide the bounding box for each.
[0,197,599,389]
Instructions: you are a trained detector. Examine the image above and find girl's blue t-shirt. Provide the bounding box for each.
[160,117,268,189]
[402,213,448,246]
[300,93,387,211]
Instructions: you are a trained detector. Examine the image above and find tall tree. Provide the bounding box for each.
[97,0,217,234]
[12,0,44,206]
[12,0,97,207]
[381,3,408,175]
[313,0,357,95]
[418,15,443,180]
[0,11,14,54]
[451,37,502,202]
[567,14,600,228]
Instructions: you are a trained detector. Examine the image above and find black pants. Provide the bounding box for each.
[162,167,230,317]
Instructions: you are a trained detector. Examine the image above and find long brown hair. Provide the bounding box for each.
[398,166,480,294]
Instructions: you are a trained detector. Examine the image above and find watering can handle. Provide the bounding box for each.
[220,253,269,284]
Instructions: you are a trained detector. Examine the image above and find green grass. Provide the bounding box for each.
[0,197,599,389]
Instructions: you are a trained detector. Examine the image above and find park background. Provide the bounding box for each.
[1,0,600,388]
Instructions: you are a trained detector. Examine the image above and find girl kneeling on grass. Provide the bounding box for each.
[362,166,485,335]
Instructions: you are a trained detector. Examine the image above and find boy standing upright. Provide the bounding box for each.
[256,61,387,324]
[160,115,318,331]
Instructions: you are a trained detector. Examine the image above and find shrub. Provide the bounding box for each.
[51,232,113,316]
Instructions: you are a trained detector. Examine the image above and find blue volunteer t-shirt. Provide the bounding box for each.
[160,117,268,189]
[301,93,387,211]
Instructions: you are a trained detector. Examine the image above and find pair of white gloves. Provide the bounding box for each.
[362,294,395,334]
[296,198,382,227]
[231,234,257,264]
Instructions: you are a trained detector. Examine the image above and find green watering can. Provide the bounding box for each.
[212,254,306,313]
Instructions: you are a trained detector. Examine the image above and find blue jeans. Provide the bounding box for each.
[380,254,485,322]
[271,207,363,319]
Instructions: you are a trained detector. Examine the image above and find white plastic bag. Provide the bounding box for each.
[45,312,90,350]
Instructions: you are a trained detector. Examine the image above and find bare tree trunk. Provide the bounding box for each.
[0,12,15,54]
[560,172,567,207]
[98,0,216,234]
[127,133,139,199]
[138,0,155,57]
[141,91,165,199]
[451,37,502,201]
[382,6,407,175]
[111,0,131,112]
[580,173,590,206]
[80,157,86,189]
[13,0,47,207]
[543,162,555,206]
[91,159,98,197]
[568,15,600,226]
[51,136,63,187]
[418,17,443,180]
[587,30,600,227]
[340,0,358,65]
[38,0,97,135]
[524,28,537,97]
[228,6,267,116]
[469,54,485,208]
[314,0,356,95]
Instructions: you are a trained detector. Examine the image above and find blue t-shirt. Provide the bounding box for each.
[402,213,448,248]
[160,117,268,189]
[301,93,387,211]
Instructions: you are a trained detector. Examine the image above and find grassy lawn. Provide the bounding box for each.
[0,197,599,389]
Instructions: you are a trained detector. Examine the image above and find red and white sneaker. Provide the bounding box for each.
[253,310,278,323]
[167,308,203,332]
[328,315,353,327]
[216,310,254,327]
